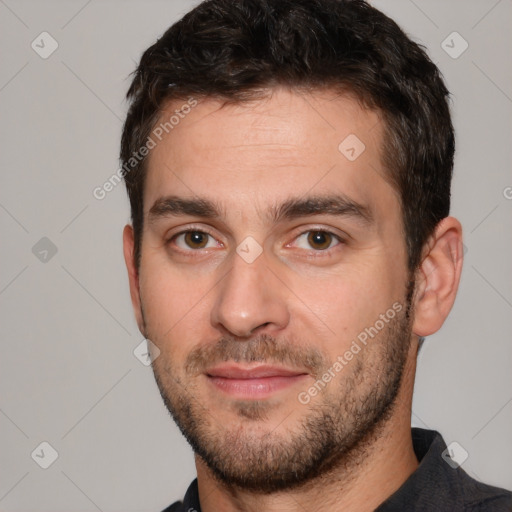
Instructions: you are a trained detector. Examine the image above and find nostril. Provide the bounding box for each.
[250,322,271,334]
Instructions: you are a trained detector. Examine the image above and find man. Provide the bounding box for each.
[121,0,512,510]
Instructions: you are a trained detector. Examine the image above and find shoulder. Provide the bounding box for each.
[161,500,199,512]
[377,429,512,511]
[160,479,200,512]
[454,470,512,511]
[160,502,186,512]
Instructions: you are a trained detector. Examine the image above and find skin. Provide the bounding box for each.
[123,87,464,511]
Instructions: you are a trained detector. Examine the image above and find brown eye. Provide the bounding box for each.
[307,231,333,250]
[183,231,209,249]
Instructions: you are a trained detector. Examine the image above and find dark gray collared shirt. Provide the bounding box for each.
[162,428,512,511]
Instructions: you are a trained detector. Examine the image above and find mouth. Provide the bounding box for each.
[205,364,309,399]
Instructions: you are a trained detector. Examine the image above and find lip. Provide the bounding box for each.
[205,364,309,399]
[206,364,307,379]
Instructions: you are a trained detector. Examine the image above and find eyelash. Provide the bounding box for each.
[291,231,343,253]
[167,227,345,256]
[170,229,220,252]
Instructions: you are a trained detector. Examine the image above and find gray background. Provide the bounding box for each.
[1,0,511,510]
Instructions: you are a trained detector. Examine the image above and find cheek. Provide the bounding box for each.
[291,263,403,349]
[138,263,216,355]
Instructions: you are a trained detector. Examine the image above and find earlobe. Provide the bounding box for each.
[412,217,464,337]
[122,224,144,333]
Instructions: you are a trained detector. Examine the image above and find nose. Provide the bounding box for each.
[210,248,290,338]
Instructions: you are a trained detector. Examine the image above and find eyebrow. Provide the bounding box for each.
[272,194,373,225]
[148,196,221,222]
[148,194,373,226]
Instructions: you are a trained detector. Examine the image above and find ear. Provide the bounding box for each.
[412,216,464,337]
[123,224,144,334]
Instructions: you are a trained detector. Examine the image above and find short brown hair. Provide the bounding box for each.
[121,0,454,271]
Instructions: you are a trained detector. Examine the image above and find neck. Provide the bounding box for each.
[196,344,419,512]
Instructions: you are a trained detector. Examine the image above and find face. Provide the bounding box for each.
[129,88,415,491]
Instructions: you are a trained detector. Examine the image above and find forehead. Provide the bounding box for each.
[143,87,398,222]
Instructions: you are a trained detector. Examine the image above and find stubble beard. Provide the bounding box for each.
[145,299,413,494]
